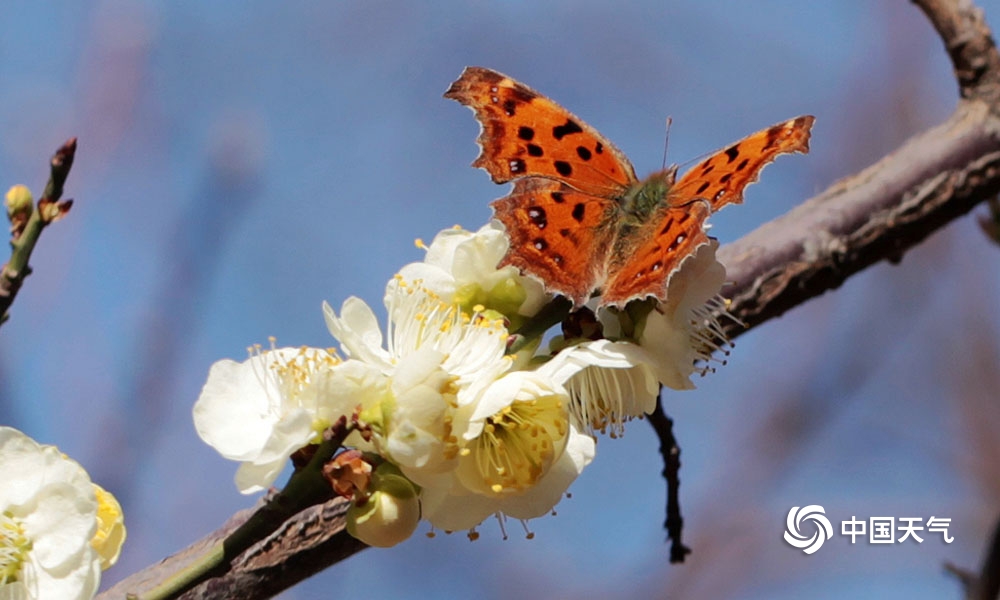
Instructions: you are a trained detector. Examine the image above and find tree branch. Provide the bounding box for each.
[104,0,1000,597]
[719,0,1000,338]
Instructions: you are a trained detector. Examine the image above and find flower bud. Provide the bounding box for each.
[346,462,420,548]
[5,184,32,223]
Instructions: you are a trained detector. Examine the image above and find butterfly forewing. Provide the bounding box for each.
[672,116,814,211]
[445,67,637,197]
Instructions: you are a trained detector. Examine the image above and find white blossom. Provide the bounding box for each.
[0,427,102,600]
[193,346,389,493]
[420,370,595,532]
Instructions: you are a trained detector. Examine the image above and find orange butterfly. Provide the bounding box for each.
[446,67,813,309]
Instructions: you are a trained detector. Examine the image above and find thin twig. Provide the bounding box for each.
[0,138,76,327]
[646,395,691,563]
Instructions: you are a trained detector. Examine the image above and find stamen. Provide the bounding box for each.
[0,512,29,585]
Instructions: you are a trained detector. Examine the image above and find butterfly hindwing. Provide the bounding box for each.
[491,178,618,308]
[601,201,713,307]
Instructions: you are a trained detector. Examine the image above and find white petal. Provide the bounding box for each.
[666,240,726,315]
[323,297,390,366]
[250,407,314,464]
[394,263,456,301]
[0,431,85,509]
[423,226,474,267]
[420,482,498,531]
[499,426,595,520]
[21,482,97,571]
[234,459,287,495]
[0,582,30,600]
[27,547,101,600]
[192,358,281,460]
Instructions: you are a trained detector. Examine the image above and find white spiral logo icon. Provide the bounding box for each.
[784,505,833,554]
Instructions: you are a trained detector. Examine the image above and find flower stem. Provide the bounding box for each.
[508,296,572,355]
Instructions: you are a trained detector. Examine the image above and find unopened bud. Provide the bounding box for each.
[346,462,420,548]
[5,185,32,223]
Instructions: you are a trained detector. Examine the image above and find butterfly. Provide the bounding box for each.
[445,66,814,309]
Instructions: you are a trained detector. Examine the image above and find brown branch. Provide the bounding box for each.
[104,0,1000,597]
[720,0,1000,339]
[101,497,366,600]
[646,396,691,563]
[719,102,1000,339]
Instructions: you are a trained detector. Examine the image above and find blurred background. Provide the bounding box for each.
[1,1,998,598]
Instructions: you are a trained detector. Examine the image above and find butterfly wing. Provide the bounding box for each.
[600,116,814,307]
[492,178,618,308]
[445,66,637,197]
[672,116,814,211]
[600,201,713,307]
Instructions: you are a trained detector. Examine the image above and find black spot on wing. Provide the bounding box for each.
[595,142,604,154]
[725,145,740,163]
[551,191,566,203]
[527,206,547,229]
[553,119,583,140]
[695,182,710,195]
[502,99,517,116]
[554,161,573,177]
[518,126,535,141]
[527,144,544,157]
[572,203,586,222]
[719,173,732,184]
[764,126,781,150]
[736,158,749,171]
[576,146,592,161]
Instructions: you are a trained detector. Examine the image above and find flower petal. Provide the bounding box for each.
[323,297,390,366]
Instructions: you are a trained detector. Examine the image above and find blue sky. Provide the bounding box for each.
[1,1,998,598]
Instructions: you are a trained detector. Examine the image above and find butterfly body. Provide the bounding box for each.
[445,67,813,309]
[620,169,675,222]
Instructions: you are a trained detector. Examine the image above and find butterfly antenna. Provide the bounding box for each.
[661,117,673,170]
